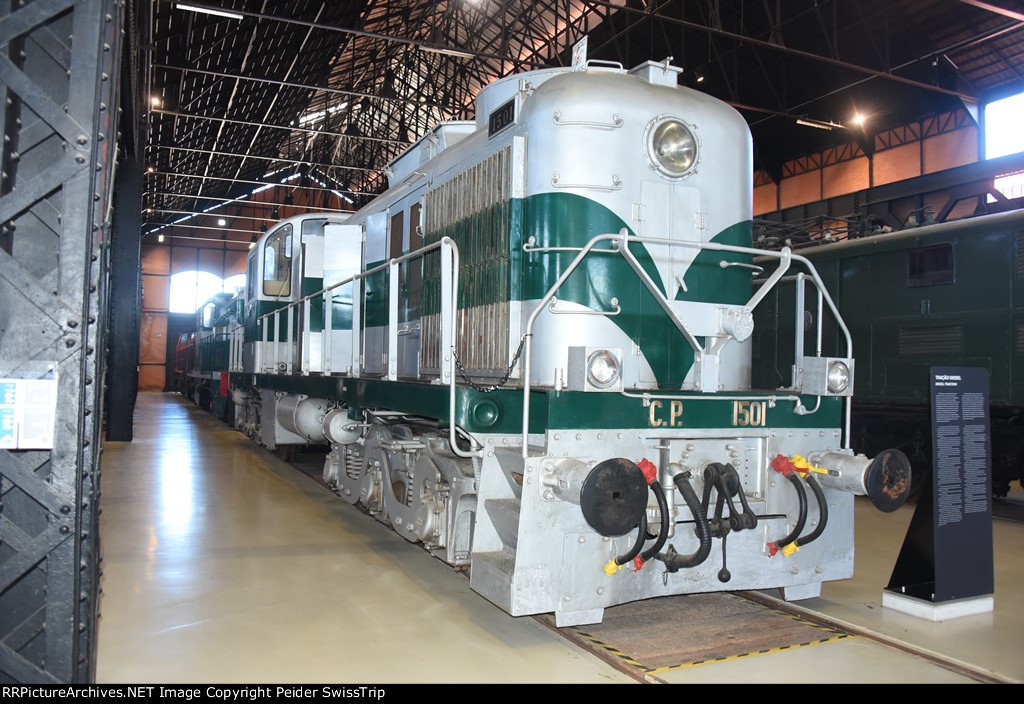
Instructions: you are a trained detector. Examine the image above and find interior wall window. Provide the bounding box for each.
[263,224,293,297]
[985,91,1024,201]
[984,91,1024,159]
[224,273,245,293]
[907,244,955,287]
[169,270,226,313]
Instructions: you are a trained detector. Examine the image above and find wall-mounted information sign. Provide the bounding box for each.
[0,366,58,449]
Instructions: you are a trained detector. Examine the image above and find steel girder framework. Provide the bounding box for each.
[0,0,121,684]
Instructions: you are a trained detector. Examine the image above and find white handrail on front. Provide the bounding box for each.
[255,237,474,458]
[520,229,854,457]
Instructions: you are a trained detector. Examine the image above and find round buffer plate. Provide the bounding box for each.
[579,458,649,537]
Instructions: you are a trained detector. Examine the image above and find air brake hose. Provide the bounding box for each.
[641,481,670,562]
[614,511,648,566]
[795,474,828,547]
[773,473,809,550]
[657,472,713,571]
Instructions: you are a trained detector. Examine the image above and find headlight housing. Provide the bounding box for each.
[646,116,698,178]
[827,361,850,394]
[586,350,621,389]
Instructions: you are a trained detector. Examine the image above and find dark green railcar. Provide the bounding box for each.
[754,209,1024,495]
[178,292,242,419]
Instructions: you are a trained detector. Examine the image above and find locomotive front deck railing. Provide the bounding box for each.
[519,229,855,457]
[254,237,473,458]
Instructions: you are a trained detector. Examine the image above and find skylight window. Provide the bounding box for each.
[984,92,1024,203]
[296,102,348,127]
[984,92,1024,160]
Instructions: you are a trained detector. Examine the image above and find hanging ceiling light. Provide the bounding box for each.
[795,117,843,131]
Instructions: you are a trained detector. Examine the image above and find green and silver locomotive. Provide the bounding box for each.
[224,60,909,626]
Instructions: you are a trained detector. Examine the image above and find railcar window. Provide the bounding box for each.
[247,256,256,300]
[263,225,293,297]
[301,218,325,239]
[201,303,216,329]
[907,244,954,287]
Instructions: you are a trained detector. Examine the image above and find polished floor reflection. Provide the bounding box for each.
[97,393,1023,683]
[97,394,629,683]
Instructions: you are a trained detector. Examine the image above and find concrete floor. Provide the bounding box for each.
[97,393,1023,683]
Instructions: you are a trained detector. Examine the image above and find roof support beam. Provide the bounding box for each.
[162,2,551,69]
[150,108,408,145]
[152,63,461,115]
[959,0,1024,23]
[151,143,384,173]
[150,171,355,195]
[582,0,980,101]
[146,191,375,207]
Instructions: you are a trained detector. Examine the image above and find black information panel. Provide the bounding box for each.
[887,366,994,602]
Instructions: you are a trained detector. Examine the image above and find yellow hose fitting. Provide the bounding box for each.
[604,560,622,576]
[791,454,828,475]
[782,542,800,557]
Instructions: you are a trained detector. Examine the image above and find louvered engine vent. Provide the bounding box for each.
[1016,231,1024,277]
[1018,322,1024,354]
[899,324,963,355]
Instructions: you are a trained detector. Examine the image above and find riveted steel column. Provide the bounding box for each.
[0,0,122,684]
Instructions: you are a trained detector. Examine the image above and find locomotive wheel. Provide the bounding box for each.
[993,480,1011,499]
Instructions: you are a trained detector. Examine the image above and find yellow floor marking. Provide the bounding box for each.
[645,633,853,674]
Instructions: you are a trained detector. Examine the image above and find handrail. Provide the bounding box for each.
[552,111,624,129]
[256,236,477,458]
[754,270,850,445]
[520,231,854,457]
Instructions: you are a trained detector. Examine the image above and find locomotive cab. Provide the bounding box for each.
[241,214,356,375]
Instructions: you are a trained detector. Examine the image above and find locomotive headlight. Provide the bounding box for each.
[587,350,621,389]
[648,118,697,177]
[827,361,850,394]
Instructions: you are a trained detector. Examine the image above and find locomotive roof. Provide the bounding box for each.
[764,208,1024,260]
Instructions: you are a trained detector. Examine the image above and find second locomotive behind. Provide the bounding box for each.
[220,59,910,626]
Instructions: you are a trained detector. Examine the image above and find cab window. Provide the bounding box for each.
[201,302,216,329]
[263,224,293,297]
[246,255,256,300]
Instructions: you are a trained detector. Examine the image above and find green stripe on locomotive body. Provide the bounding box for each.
[521,193,752,388]
[245,299,292,342]
[246,277,354,341]
[672,221,753,305]
[303,276,355,332]
[418,191,752,387]
[197,338,229,373]
[232,372,839,434]
[545,391,841,430]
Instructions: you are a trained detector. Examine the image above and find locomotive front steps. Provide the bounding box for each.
[485,499,522,550]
